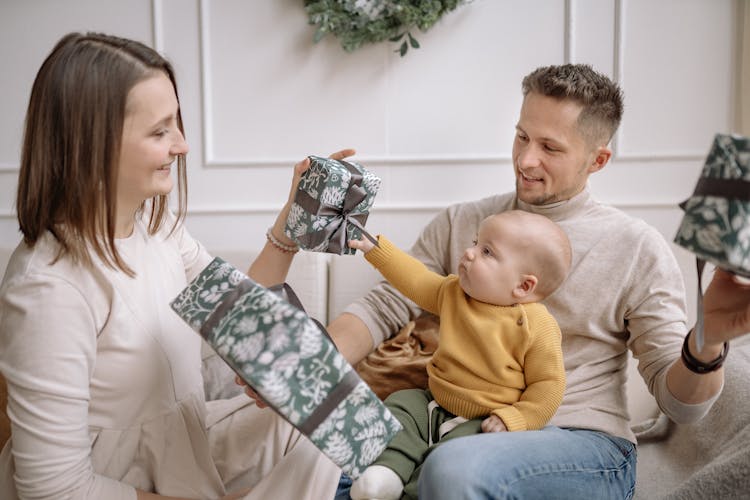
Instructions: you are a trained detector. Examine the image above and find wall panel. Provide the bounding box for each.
[617,0,734,158]
[0,0,738,301]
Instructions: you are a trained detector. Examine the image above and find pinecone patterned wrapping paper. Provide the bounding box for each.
[170,257,402,478]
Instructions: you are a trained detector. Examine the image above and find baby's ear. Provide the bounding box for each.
[512,274,538,299]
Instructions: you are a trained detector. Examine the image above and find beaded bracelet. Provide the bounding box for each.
[266,228,299,254]
[681,329,729,374]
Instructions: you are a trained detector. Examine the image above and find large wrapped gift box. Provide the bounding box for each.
[674,133,750,350]
[285,155,381,255]
[674,133,750,278]
[170,257,401,478]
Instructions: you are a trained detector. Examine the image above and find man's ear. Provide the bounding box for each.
[512,274,538,299]
[587,146,612,174]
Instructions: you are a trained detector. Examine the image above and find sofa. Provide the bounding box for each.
[1,246,748,499]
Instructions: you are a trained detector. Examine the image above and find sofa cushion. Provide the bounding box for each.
[355,313,439,400]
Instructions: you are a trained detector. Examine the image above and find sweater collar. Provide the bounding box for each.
[514,187,593,222]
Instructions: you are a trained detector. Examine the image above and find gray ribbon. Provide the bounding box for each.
[267,281,359,435]
[682,177,750,204]
[694,259,707,352]
[295,160,378,253]
[298,370,361,435]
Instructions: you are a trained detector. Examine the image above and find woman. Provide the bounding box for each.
[0,31,349,499]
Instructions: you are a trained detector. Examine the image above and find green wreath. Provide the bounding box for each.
[304,0,469,56]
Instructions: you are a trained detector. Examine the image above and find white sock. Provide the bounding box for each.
[350,465,404,500]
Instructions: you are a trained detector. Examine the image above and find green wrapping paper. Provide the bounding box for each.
[674,133,750,278]
[170,257,401,478]
[285,155,381,255]
[673,133,750,351]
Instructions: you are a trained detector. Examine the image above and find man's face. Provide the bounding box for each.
[512,92,607,205]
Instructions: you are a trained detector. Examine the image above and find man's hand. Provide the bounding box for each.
[481,414,508,433]
[702,268,750,347]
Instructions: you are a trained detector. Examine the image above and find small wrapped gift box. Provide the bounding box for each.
[170,257,401,478]
[285,155,381,255]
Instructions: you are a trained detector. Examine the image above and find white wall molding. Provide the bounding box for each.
[565,0,574,64]
[612,0,733,160]
[202,154,513,169]
[0,0,736,256]
[197,1,572,170]
[612,152,705,162]
[610,0,623,158]
[199,0,214,167]
[177,199,684,217]
[151,0,164,53]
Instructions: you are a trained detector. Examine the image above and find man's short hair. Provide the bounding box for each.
[522,64,624,147]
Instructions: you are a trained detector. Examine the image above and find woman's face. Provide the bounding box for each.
[117,72,188,217]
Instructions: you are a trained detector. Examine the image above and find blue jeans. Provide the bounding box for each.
[416,426,636,500]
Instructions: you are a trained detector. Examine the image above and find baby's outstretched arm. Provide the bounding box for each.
[348,236,376,254]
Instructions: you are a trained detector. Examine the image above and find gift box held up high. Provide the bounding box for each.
[674,133,750,350]
[170,257,401,478]
[285,155,380,255]
[674,133,750,278]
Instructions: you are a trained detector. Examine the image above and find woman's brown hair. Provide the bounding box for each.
[16,32,188,275]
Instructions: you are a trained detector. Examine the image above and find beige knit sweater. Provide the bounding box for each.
[346,188,717,443]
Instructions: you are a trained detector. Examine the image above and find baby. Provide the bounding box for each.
[348,210,571,500]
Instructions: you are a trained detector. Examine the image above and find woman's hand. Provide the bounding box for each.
[219,487,252,500]
[271,148,357,245]
[286,149,357,204]
[251,148,357,286]
[702,268,750,347]
[235,375,268,409]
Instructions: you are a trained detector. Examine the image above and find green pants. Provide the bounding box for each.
[375,388,483,500]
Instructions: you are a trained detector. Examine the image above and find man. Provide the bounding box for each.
[326,64,750,498]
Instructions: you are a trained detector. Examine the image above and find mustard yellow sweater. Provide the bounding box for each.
[365,236,565,431]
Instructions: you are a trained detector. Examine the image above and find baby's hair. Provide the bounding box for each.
[490,211,572,298]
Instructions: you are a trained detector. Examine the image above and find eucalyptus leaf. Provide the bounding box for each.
[313,28,327,43]
[304,0,469,56]
[408,32,420,49]
[399,40,408,57]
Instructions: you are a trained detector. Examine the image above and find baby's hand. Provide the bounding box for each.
[481,414,508,433]
[348,237,375,254]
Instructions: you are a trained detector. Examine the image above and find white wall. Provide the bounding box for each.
[0,0,740,323]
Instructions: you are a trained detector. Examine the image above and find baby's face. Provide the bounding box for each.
[458,215,530,306]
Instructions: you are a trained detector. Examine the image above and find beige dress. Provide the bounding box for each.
[0,217,338,499]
